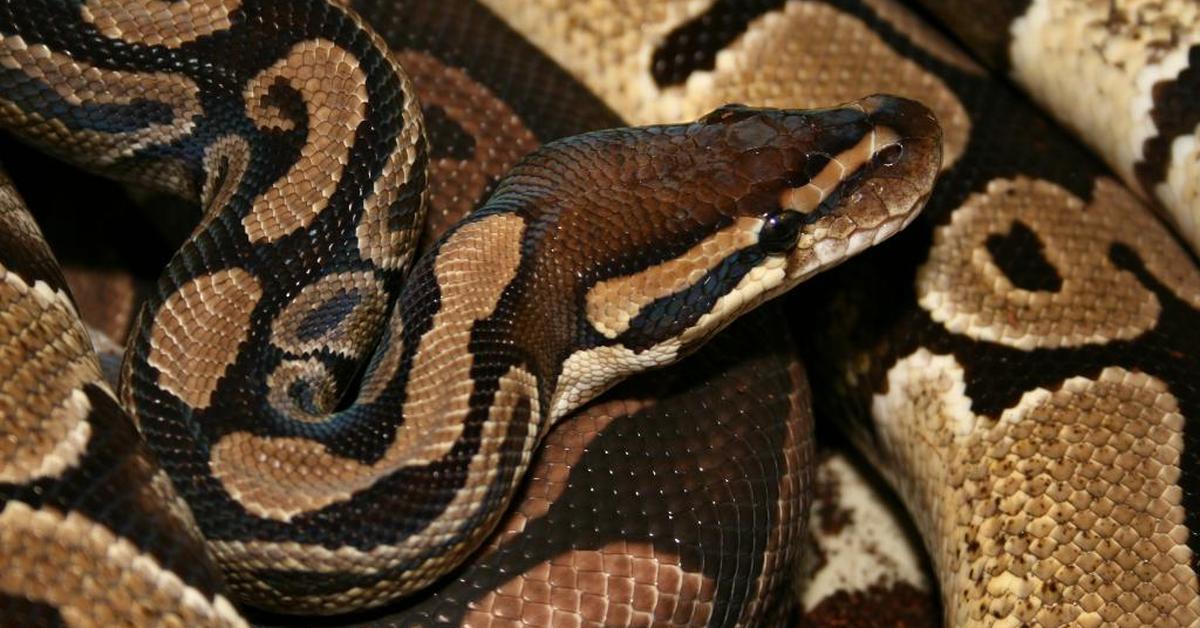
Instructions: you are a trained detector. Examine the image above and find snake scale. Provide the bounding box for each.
[0,1,1198,627]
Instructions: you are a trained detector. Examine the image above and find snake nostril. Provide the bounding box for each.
[878,143,904,166]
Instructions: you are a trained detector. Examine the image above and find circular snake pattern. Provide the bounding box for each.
[1,0,1198,627]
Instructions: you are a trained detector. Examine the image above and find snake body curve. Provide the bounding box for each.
[0,0,943,624]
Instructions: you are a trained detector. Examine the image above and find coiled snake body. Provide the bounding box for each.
[2,1,1199,627]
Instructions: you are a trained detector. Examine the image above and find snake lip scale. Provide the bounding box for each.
[0,0,946,621]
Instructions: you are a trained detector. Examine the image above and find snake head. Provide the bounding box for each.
[478,95,941,419]
[690,94,943,284]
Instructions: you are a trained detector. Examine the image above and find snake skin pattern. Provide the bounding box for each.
[0,0,945,624]
[916,0,1200,257]
[478,0,1200,625]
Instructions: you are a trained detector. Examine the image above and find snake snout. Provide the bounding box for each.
[775,94,943,282]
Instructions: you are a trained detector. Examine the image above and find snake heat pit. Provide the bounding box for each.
[0,1,1197,627]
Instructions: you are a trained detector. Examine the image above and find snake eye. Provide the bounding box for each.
[759,210,804,255]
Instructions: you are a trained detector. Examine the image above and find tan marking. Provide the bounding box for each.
[0,502,246,627]
[269,271,387,359]
[1010,0,1200,252]
[211,214,528,521]
[355,54,426,271]
[200,134,252,226]
[479,0,968,167]
[0,264,104,484]
[781,126,900,213]
[919,177,1200,349]
[242,39,367,243]
[397,50,540,245]
[1159,129,1200,253]
[147,469,204,543]
[81,0,242,48]
[585,216,761,338]
[211,365,540,607]
[463,542,716,627]
[147,267,261,409]
[872,351,1200,626]
[0,35,202,180]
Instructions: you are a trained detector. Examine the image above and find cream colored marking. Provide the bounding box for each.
[797,453,931,610]
[200,134,252,226]
[0,35,201,170]
[552,343,681,424]
[680,255,788,344]
[555,255,789,421]
[463,542,716,627]
[781,126,900,213]
[0,502,246,627]
[242,39,367,243]
[81,0,242,48]
[1010,0,1200,252]
[1159,128,1200,251]
[147,267,262,409]
[355,53,426,272]
[211,365,540,608]
[479,0,968,167]
[585,216,761,339]
[919,177,1200,349]
[211,213,527,521]
[871,351,1200,626]
[269,271,387,359]
[0,266,106,484]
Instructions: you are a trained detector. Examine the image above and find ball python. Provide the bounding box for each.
[0,0,944,625]
[461,0,1199,625]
